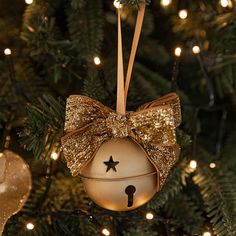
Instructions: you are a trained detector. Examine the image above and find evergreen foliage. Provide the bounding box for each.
[0,0,236,235]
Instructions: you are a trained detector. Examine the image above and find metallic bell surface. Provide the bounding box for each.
[81,138,157,211]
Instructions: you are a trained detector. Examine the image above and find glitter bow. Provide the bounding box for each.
[61,92,181,189]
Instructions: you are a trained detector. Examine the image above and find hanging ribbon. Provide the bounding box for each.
[116,2,146,115]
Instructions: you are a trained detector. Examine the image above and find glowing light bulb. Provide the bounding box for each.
[160,0,172,7]
[220,0,229,7]
[102,228,110,236]
[189,160,197,170]
[203,232,211,236]
[209,162,216,169]
[113,0,122,9]
[178,9,188,19]
[25,0,33,4]
[4,48,11,56]
[0,153,3,158]
[26,222,35,230]
[174,47,182,57]
[145,212,154,220]
[94,56,101,65]
[192,45,201,54]
[50,152,59,161]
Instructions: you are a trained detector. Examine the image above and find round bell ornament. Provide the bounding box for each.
[81,138,157,211]
[61,1,181,213]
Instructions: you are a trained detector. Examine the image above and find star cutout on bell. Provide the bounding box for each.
[104,156,119,172]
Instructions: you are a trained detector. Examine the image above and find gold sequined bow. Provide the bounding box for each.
[61,92,181,189]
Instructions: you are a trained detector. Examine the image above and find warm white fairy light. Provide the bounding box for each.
[192,45,201,54]
[174,47,182,57]
[50,152,59,161]
[4,48,11,56]
[26,222,35,230]
[189,160,197,170]
[25,0,33,4]
[113,0,122,9]
[178,9,188,19]
[102,228,110,236]
[94,56,101,65]
[220,0,230,7]
[145,212,154,220]
[203,231,212,236]
[209,162,216,169]
[160,0,172,7]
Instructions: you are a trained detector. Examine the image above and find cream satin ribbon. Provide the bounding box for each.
[116,2,146,115]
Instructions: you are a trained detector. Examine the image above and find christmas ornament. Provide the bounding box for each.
[0,150,32,235]
[62,92,181,211]
[61,2,181,211]
[82,138,157,211]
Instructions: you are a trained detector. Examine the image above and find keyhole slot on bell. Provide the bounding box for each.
[125,185,136,207]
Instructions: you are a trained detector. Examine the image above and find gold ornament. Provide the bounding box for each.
[82,138,157,211]
[0,150,32,235]
[61,93,181,210]
[61,2,181,211]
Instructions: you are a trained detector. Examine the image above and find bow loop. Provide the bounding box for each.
[64,95,112,133]
[137,93,181,127]
[130,106,176,146]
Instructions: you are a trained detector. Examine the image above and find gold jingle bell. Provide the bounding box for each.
[61,2,181,212]
[81,138,157,211]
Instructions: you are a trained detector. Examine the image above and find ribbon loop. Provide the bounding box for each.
[116,2,146,114]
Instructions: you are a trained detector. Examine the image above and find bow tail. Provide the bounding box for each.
[144,143,180,190]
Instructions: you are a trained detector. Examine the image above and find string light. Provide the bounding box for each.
[192,45,201,54]
[145,212,154,220]
[174,47,182,57]
[26,222,35,230]
[101,228,110,236]
[178,9,188,19]
[220,0,230,7]
[189,160,197,170]
[4,48,11,56]
[50,152,59,161]
[203,231,212,236]
[209,162,216,169]
[160,0,172,7]
[113,0,122,9]
[94,56,101,65]
[25,0,33,4]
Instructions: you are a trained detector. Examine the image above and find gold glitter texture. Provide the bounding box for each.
[0,150,32,235]
[61,93,181,189]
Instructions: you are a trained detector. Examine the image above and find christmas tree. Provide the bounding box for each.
[0,0,236,235]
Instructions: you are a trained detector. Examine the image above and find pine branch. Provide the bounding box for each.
[163,192,205,235]
[67,0,104,61]
[82,69,109,101]
[147,160,191,209]
[193,166,236,236]
[220,130,236,171]
[19,94,65,160]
